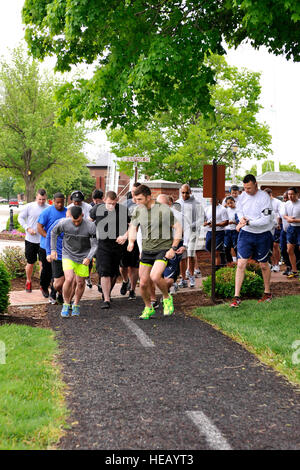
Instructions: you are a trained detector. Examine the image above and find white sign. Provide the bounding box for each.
[120,156,150,162]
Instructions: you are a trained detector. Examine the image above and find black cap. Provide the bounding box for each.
[70,190,84,201]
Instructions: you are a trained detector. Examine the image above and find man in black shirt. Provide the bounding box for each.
[90,191,130,309]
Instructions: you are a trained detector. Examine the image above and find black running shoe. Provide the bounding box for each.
[128,290,136,300]
[40,287,49,298]
[120,280,130,295]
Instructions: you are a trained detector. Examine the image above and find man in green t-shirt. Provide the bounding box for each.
[128,184,182,319]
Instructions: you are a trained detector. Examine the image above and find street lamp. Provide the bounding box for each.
[231,142,239,184]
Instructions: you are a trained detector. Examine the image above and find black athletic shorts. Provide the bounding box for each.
[120,240,140,269]
[25,240,40,264]
[96,241,122,278]
[140,249,169,267]
[51,260,64,279]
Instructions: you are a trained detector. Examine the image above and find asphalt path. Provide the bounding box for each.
[48,297,300,451]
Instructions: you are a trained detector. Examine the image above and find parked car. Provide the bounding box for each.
[9,199,19,208]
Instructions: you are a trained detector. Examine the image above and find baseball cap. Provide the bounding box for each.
[70,190,84,201]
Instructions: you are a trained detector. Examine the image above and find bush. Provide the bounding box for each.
[0,261,11,312]
[226,260,262,277]
[5,213,25,233]
[202,266,264,299]
[0,246,27,278]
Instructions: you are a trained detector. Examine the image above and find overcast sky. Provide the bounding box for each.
[1,1,300,171]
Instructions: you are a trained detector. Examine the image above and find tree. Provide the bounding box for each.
[22,1,300,130]
[279,162,300,173]
[0,46,87,202]
[0,173,18,201]
[108,55,272,184]
[39,165,96,201]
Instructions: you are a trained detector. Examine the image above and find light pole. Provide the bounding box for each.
[231,142,238,184]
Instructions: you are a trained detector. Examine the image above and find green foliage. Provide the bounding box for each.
[6,214,25,233]
[22,1,300,130]
[202,266,264,299]
[279,162,300,173]
[0,46,88,202]
[0,247,27,279]
[108,54,272,183]
[0,261,10,312]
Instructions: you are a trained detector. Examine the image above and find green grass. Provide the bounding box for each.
[0,324,69,450]
[194,295,300,386]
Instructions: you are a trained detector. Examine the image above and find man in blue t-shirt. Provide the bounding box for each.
[37,192,67,301]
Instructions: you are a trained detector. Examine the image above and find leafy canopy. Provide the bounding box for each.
[108,55,272,184]
[22,1,300,130]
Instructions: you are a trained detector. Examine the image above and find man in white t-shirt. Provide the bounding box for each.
[231,174,274,307]
[18,189,48,292]
[264,188,282,272]
[283,186,300,278]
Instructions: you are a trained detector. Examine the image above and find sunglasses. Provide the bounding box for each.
[181,191,190,194]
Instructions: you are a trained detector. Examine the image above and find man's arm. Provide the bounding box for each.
[37,222,47,238]
[127,223,138,251]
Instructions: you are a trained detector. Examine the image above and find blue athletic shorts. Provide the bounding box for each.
[273,227,281,243]
[237,230,273,263]
[286,225,300,246]
[224,230,238,250]
[205,231,225,253]
[163,241,183,281]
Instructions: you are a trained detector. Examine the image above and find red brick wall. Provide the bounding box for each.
[150,187,180,202]
[260,185,300,197]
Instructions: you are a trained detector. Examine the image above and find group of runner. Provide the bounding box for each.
[18,174,300,317]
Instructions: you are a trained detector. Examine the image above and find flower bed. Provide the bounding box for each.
[0,230,25,241]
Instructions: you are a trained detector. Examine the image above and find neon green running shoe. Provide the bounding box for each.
[163,294,174,316]
[139,306,156,320]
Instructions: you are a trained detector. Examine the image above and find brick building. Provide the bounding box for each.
[256,171,300,197]
[86,152,130,196]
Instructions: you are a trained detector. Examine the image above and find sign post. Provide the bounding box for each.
[120,156,150,183]
[203,163,226,303]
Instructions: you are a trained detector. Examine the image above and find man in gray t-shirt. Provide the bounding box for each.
[51,205,97,317]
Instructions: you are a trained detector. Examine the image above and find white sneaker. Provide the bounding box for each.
[194,269,201,278]
[170,282,179,294]
[178,279,188,288]
[185,269,191,279]
[272,265,280,272]
[189,275,195,288]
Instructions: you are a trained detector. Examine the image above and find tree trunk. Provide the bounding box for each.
[25,178,36,202]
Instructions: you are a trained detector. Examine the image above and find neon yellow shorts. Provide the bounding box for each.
[62,258,89,278]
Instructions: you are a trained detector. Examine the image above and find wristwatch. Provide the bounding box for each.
[171,245,178,251]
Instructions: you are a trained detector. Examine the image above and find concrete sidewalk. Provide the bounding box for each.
[9,271,295,306]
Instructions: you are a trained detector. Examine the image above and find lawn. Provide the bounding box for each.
[0,324,68,450]
[194,295,300,386]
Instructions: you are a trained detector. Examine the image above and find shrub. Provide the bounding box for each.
[0,246,27,278]
[226,260,262,277]
[202,266,264,299]
[6,213,25,233]
[0,261,11,312]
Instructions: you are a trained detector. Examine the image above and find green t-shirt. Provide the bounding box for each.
[131,202,175,252]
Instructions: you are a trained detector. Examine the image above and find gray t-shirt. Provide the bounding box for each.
[51,218,97,263]
[18,201,49,244]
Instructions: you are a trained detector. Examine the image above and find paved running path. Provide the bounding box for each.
[48,298,299,450]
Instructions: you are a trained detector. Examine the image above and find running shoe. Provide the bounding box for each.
[40,287,49,298]
[194,269,201,278]
[282,268,291,276]
[163,294,174,316]
[97,283,102,293]
[56,293,64,305]
[185,269,191,279]
[101,301,110,309]
[120,280,130,295]
[271,265,280,272]
[85,277,93,289]
[178,279,188,288]
[170,282,179,294]
[128,290,136,300]
[25,281,32,293]
[71,304,80,316]
[48,296,57,305]
[139,306,156,320]
[258,293,272,303]
[61,303,70,318]
[287,271,298,279]
[189,275,196,288]
[230,296,241,308]
[151,300,160,309]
